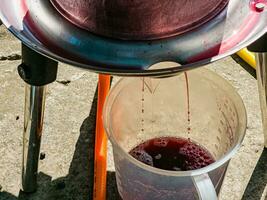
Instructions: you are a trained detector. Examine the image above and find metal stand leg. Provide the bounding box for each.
[248,33,267,148]
[22,85,47,192]
[18,44,58,192]
[255,53,267,148]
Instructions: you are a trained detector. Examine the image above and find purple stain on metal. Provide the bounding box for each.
[1,0,267,75]
[50,0,230,40]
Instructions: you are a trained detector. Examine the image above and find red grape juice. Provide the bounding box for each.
[129,137,215,171]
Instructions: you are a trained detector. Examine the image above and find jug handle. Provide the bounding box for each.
[192,173,218,200]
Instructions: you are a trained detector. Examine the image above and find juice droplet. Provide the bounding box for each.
[184,72,191,134]
[141,78,145,133]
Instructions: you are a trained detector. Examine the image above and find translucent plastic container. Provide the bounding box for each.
[103,68,247,200]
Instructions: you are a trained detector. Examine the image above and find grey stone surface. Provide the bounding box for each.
[207,58,265,200]
[242,148,267,200]
[0,25,266,200]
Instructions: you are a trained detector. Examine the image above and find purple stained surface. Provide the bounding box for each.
[50,0,229,40]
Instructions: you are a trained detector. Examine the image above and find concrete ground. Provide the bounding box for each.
[0,25,266,200]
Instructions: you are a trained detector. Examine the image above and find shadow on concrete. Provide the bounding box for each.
[242,148,267,200]
[107,172,121,200]
[0,85,119,200]
[231,54,256,79]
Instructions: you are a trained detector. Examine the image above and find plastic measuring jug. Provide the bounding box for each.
[103,68,247,200]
